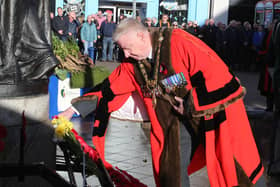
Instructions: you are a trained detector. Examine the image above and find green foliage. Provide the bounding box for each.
[52,34,111,87]
[65,38,80,58]
[70,66,111,88]
[54,67,68,81]
[52,35,68,61]
[52,34,79,61]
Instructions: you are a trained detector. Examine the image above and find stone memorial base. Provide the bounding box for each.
[0,94,56,187]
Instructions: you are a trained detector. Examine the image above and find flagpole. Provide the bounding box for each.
[133,0,136,18]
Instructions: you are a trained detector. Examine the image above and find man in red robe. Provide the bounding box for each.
[61,18,265,186]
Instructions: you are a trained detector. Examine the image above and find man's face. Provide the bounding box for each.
[50,12,54,19]
[117,30,150,61]
[136,16,141,22]
[57,8,63,17]
[162,15,168,22]
[146,19,152,25]
[87,16,92,23]
[68,12,75,21]
[97,11,103,18]
[107,14,112,21]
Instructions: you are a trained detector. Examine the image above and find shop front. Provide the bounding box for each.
[159,0,188,25]
[255,0,280,27]
[55,0,159,21]
[54,0,217,26]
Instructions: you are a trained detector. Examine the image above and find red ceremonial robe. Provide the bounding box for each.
[84,29,263,186]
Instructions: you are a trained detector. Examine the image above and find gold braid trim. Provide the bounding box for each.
[186,87,247,118]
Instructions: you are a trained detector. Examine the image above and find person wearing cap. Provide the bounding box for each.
[93,11,106,60]
[100,10,116,62]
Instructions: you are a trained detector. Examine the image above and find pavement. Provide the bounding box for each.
[57,60,279,187]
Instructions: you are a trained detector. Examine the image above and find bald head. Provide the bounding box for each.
[113,18,152,61]
[113,18,148,42]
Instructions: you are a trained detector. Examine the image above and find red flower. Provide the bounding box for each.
[160,63,168,75]
[0,124,7,152]
[71,129,100,162]
[108,166,148,187]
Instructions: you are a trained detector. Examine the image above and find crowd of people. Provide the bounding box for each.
[149,17,274,73]
[50,8,279,111]
[50,7,278,112]
[50,8,273,72]
[50,8,117,62]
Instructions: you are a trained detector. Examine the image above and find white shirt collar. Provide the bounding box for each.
[148,49,153,59]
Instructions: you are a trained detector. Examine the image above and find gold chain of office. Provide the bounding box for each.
[137,28,164,108]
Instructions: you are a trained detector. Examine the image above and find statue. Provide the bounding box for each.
[0,0,59,186]
[0,0,58,96]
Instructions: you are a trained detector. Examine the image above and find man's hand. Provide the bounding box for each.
[172,96,184,115]
[58,107,75,120]
[68,32,72,36]
[58,30,63,35]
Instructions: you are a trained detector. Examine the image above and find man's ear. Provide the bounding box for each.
[137,31,145,41]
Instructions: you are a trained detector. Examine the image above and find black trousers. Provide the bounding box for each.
[268,111,280,176]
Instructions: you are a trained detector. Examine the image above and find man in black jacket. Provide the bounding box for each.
[53,7,68,41]
[268,19,280,179]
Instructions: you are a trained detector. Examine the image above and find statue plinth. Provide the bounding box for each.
[0,94,56,187]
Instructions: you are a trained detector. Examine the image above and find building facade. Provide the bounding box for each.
[50,0,262,26]
[53,0,159,23]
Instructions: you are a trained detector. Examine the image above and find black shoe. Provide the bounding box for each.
[265,107,273,112]
[268,161,280,176]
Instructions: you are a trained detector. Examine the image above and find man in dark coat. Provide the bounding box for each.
[100,10,116,62]
[225,20,241,69]
[267,18,280,178]
[53,7,69,41]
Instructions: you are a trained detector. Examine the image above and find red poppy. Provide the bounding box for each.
[160,63,168,75]
[0,124,7,152]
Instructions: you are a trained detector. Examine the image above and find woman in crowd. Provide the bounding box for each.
[80,15,97,56]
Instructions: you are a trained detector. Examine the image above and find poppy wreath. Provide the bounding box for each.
[51,116,148,186]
